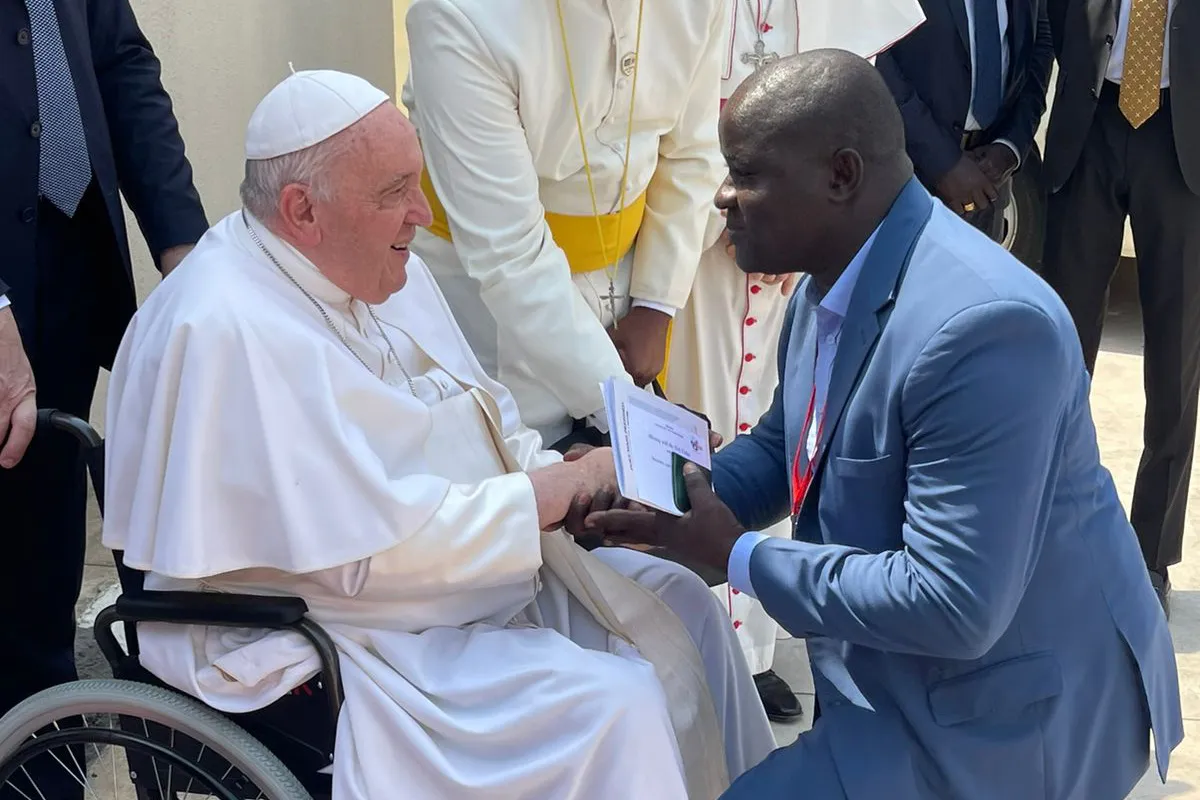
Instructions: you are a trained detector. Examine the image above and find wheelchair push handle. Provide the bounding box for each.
[36,408,102,450]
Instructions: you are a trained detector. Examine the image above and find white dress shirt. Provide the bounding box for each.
[1105,0,1177,87]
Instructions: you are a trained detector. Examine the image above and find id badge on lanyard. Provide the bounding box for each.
[790,382,824,515]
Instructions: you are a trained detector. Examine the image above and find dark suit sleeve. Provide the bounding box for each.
[875,51,965,187]
[746,300,1073,659]
[88,0,207,267]
[992,2,1055,158]
[710,295,796,531]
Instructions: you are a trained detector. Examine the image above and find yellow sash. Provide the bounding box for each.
[421,170,647,275]
[419,170,671,385]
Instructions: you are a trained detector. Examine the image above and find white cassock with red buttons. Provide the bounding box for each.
[666,0,925,675]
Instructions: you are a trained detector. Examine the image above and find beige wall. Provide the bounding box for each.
[91,0,398,425]
[395,0,411,106]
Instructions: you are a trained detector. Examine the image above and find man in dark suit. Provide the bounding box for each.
[1041,0,1197,616]
[875,0,1054,240]
[0,0,206,793]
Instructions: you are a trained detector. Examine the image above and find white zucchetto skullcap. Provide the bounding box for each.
[245,68,390,160]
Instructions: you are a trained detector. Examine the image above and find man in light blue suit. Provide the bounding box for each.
[585,50,1183,799]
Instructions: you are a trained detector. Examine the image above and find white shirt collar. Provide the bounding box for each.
[240,210,353,309]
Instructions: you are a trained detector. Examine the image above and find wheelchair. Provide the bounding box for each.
[0,410,339,799]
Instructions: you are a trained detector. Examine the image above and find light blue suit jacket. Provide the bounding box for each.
[714,179,1183,800]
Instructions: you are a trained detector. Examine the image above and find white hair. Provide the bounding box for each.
[239,136,345,222]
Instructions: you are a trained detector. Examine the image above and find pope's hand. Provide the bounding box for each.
[530,446,618,531]
[584,463,745,573]
[609,306,671,387]
[0,308,36,469]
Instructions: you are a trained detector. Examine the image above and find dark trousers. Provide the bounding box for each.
[0,187,108,798]
[1041,83,1200,573]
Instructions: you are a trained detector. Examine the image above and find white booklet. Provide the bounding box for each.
[601,377,712,516]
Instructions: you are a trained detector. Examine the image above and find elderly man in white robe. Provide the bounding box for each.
[101,70,775,800]
[665,4,925,722]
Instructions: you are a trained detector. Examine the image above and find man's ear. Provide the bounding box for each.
[277,183,321,246]
[828,148,865,203]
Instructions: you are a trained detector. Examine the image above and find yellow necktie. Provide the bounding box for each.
[1118,0,1168,128]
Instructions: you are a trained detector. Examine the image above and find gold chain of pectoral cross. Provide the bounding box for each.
[554,0,644,328]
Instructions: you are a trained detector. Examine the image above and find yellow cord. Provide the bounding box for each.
[554,0,645,324]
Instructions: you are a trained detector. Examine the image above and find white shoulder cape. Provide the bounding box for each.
[102,212,554,580]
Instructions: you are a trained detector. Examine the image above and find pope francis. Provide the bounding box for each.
[101,70,775,799]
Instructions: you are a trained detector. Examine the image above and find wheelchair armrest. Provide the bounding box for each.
[99,589,346,748]
[115,590,310,628]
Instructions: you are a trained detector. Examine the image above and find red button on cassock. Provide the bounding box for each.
[750,284,762,294]
[739,386,750,395]
[733,620,743,629]
[745,317,757,326]
[744,353,755,362]
[739,423,750,432]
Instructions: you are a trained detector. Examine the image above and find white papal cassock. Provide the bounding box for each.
[666,0,926,675]
[101,212,776,799]
[402,0,726,445]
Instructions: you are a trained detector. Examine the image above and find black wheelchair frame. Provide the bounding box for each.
[39,408,345,797]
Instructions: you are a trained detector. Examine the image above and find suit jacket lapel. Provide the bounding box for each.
[946,0,971,53]
[801,179,934,514]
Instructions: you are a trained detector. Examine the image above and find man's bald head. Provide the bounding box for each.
[724,49,907,170]
[715,50,912,287]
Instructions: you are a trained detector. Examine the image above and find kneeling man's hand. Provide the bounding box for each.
[583,463,745,573]
[562,486,645,548]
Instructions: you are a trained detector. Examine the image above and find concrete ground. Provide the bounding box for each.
[71,260,1200,797]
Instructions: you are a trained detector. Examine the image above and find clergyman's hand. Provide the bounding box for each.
[0,308,36,469]
[724,218,797,296]
[747,272,800,297]
[584,463,745,573]
[934,154,999,215]
[610,306,671,387]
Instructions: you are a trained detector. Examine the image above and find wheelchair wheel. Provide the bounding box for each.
[0,679,313,799]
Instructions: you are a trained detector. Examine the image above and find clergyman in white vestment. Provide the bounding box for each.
[100,71,776,800]
[665,2,926,719]
[402,0,727,448]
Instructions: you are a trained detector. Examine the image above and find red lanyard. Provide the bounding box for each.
[790,383,824,515]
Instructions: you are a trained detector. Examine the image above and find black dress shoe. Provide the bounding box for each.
[754,670,803,723]
[1150,568,1171,620]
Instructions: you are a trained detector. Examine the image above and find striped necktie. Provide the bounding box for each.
[24,0,93,217]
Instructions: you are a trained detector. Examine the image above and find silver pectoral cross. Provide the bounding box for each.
[741,39,780,71]
[599,279,621,328]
